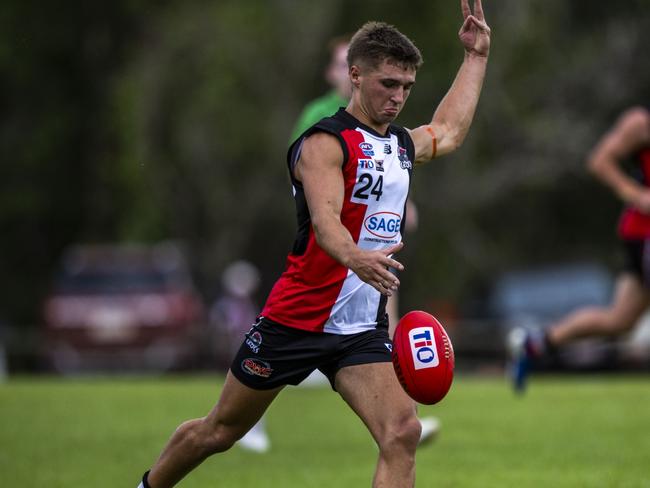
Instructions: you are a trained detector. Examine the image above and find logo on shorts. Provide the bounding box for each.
[408,327,439,370]
[242,358,273,378]
[245,331,262,353]
[385,342,393,352]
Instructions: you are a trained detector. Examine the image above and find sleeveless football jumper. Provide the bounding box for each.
[617,142,650,238]
[262,109,415,334]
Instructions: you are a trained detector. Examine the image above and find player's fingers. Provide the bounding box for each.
[474,0,484,20]
[460,0,471,19]
[385,257,404,271]
[383,241,404,256]
[458,15,473,35]
[379,270,400,289]
[372,280,392,296]
[469,16,490,33]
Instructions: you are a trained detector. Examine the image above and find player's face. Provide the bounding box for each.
[354,59,416,126]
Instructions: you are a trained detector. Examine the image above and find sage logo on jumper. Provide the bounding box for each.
[364,211,401,239]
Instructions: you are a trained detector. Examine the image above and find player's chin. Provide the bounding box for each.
[378,112,398,124]
[381,109,400,122]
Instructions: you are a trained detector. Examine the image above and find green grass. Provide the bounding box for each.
[1,374,650,487]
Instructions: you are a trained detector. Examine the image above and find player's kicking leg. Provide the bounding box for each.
[387,307,440,446]
[335,362,421,488]
[507,273,650,393]
[138,371,283,488]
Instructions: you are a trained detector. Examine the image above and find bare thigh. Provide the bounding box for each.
[609,273,650,325]
[204,371,284,440]
[334,362,417,441]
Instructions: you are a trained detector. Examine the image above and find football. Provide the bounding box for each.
[392,310,454,405]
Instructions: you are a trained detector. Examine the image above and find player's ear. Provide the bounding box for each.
[350,65,361,88]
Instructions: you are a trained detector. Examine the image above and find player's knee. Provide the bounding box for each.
[176,418,236,456]
[378,414,421,454]
[202,423,242,455]
[602,313,636,336]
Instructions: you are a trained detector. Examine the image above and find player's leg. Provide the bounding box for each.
[387,293,400,339]
[547,272,650,346]
[508,272,650,393]
[335,362,421,488]
[386,295,440,446]
[143,372,283,488]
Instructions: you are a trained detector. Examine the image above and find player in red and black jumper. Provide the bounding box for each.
[509,105,650,392]
[138,2,490,487]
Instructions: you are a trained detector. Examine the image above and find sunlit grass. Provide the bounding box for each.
[1,374,649,487]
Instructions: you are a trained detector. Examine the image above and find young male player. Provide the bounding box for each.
[509,105,650,392]
[290,33,440,445]
[138,2,490,486]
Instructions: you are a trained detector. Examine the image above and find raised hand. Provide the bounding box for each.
[459,0,491,57]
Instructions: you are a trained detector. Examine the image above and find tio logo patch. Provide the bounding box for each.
[408,327,439,370]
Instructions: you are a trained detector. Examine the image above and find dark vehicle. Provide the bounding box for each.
[43,243,206,373]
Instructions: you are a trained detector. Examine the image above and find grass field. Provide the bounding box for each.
[1,373,649,487]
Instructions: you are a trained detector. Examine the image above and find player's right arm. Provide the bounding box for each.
[294,132,404,295]
[588,107,650,212]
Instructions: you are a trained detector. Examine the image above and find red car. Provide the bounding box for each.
[43,243,206,373]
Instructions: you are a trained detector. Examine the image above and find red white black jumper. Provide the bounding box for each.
[262,109,415,334]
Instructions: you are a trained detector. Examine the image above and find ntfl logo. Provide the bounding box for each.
[408,327,439,370]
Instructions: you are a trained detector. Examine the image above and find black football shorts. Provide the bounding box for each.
[230,316,393,390]
[622,239,650,286]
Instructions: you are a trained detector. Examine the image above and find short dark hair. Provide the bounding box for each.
[347,21,423,71]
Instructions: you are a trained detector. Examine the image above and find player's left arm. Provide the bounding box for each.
[409,0,491,164]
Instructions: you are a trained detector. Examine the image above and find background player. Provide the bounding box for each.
[509,105,650,392]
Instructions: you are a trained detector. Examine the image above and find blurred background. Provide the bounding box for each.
[2,0,650,376]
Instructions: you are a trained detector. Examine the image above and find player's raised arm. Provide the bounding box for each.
[587,107,650,212]
[410,0,491,164]
[294,133,404,296]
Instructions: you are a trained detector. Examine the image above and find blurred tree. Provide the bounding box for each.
[0,0,649,346]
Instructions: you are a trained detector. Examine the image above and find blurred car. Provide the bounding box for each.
[43,242,206,373]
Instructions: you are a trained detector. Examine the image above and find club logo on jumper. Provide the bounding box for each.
[398,147,412,170]
[359,159,375,170]
[384,144,392,154]
[242,358,273,378]
[359,142,375,156]
[408,327,439,370]
[245,331,263,353]
[374,159,385,172]
[364,211,401,239]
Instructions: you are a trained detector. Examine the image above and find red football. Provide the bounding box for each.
[392,311,454,405]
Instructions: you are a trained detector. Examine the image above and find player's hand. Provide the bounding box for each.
[633,190,650,214]
[348,243,405,296]
[459,0,491,57]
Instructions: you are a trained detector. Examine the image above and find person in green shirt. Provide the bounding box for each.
[289,35,352,141]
